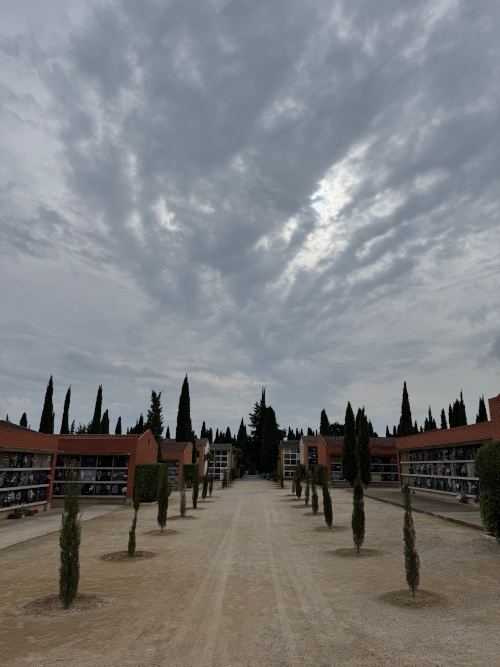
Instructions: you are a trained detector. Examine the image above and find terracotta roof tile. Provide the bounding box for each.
[280,440,300,448]
[210,443,233,451]
[396,421,492,450]
[161,439,191,453]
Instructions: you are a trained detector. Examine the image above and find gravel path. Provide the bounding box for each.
[1,478,499,666]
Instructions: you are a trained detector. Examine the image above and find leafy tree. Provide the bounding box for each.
[202,474,209,501]
[176,375,192,442]
[342,402,357,485]
[39,375,55,434]
[440,409,447,429]
[208,474,214,497]
[351,475,365,553]
[304,469,310,506]
[100,409,110,435]
[20,412,28,428]
[60,386,71,434]
[357,411,371,487]
[261,406,279,474]
[180,483,187,517]
[146,390,164,451]
[115,416,122,434]
[403,485,420,596]
[399,382,413,437]
[476,395,488,423]
[322,475,333,529]
[192,466,199,508]
[311,478,319,515]
[59,472,81,608]
[320,409,330,435]
[157,463,169,532]
[295,465,302,499]
[89,385,103,434]
[128,485,141,557]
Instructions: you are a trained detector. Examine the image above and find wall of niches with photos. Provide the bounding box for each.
[400,443,484,497]
[53,454,130,498]
[0,451,52,509]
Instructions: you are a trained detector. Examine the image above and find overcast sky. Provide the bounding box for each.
[1,0,499,437]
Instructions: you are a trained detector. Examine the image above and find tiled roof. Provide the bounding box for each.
[322,436,397,449]
[60,434,144,440]
[210,443,233,451]
[161,439,191,453]
[396,421,492,450]
[280,440,300,448]
[196,438,209,447]
[302,435,318,442]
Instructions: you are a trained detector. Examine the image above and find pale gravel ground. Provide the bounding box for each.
[1,478,499,667]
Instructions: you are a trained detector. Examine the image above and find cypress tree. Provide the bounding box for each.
[90,385,103,434]
[201,421,207,438]
[59,472,81,609]
[176,375,192,442]
[291,475,296,496]
[311,478,319,515]
[39,375,55,434]
[128,485,140,557]
[222,470,228,489]
[166,425,171,439]
[399,382,413,437]
[342,402,357,485]
[304,469,310,506]
[322,475,333,529]
[279,465,284,488]
[60,386,71,434]
[157,463,169,532]
[20,412,28,428]
[180,483,187,516]
[320,409,330,435]
[452,399,460,428]
[476,395,488,423]
[100,409,110,435]
[357,412,371,487]
[392,425,397,437]
[403,485,420,596]
[202,474,209,501]
[115,416,122,434]
[440,409,447,429]
[458,391,467,426]
[295,464,302,499]
[192,466,199,508]
[208,473,214,497]
[146,389,164,446]
[137,413,144,433]
[261,406,279,474]
[448,403,454,428]
[70,419,75,434]
[413,420,419,434]
[351,475,365,553]
[385,425,390,437]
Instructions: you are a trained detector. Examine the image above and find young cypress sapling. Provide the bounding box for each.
[304,469,310,506]
[295,464,302,499]
[157,462,169,532]
[59,471,81,609]
[128,484,140,557]
[403,485,420,596]
[208,474,214,497]
[351,475,365,553]
[180,483,187,517]
[192,466,199,508]
[322,475,333,529]
[311,478,319,515]
[291,474,296,496]
[202,474,209,501]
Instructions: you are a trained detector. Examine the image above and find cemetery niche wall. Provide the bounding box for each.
[0,450,53,511]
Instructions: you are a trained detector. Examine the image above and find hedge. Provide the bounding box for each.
[182,463,198,488]
[135,463,163,502]
[230,467,240,480]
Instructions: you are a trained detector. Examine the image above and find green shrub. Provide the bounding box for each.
[59,477,81,609]
[480,491,500,537]
[475,441,500,493]
[231,467,240,480]
[135,463,162,502]
[182,463,197,488]
[313,464,327,486]
[239,467,245,479]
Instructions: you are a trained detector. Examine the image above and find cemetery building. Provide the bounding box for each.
[207,443,234,480]
[160,439,194,488]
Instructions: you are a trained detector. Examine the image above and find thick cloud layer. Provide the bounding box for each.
[1,0,499,434]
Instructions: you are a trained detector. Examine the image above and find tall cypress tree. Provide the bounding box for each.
[476,395,488,423]
[166,425,171,439]
[60,386,71,434]
[201,421,207,438]
[90,385,103,434]
[399,382,413,437]
[440,409,447,429]
[146,389,164,448]
[100,409,110,435]
[351,475,365,553]
[248,387,266,470]
[320,409,330,435]
[342,402,357,485]
[115,416,122,434]
[385,425,390,437]
[261,406,279,474]
[39,375,55,434]
[19,413,28,428]
[157,462,169,532]
[322,475,333,529]
[452,399,460,428]
[403,485,420,596]
[357,412,371,487]
[176,375,192,442]
[458,391,467,426]
[59,473,81,608]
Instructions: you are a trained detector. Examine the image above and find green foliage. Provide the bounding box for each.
[231,467,240,480]
[180,484,187,517]
[475,442,500,493]
[351,475,365,553]
[208,474,214,497]
[311,479,319,515]
[291,475,296,496]
[182,463,197,488]
[60,386,71,435]
[320,409,330,435]
[135,463,162,502]
[176,375,193,443]
[322,476,332,529]
[20,412,28,428]
[280,466,284,489]
[128,485,141,557]
[403,485,420,596]
[261,406,279,474]
[357,412,371,487]
[100,409,110,435]
[222,470,228,489]
[202,474,209,501]
[192,466,200,508]
[146,389,164,453]
[295,465,302,499]
[59,476,81,609]
[157,463,169,532]
[342,402,357,485]
[476,395,488,423]
[90,384,103,434]
[399,382,413,437]
[312,464,327,486]
[39,375,55,434]
[479,491,500,537]
[304,469,310,506]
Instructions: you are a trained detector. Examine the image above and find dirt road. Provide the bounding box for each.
[1,478,499,666]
